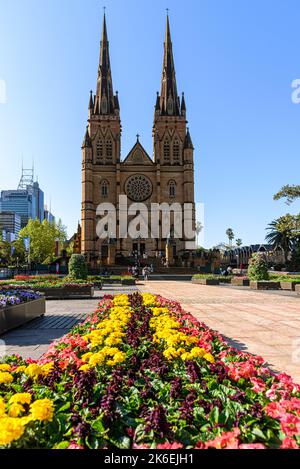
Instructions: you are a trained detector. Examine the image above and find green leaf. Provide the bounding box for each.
[252,427,267,440]
[53,441,70,449]
[58,402,71,413]
[109,435,131,449]
[210,406,219,424]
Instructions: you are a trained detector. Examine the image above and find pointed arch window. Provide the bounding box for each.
[168,180,176,198]
[163,138,170,163]
[101,180,109,198]
[173,138,180,164]
[106,139,113,161]
[96,139,104,162]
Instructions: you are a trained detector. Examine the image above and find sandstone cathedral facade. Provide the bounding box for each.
[81,13,195,267]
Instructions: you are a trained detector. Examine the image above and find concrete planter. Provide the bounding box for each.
[0,298,45,335]
[36,286,94,299]
[121,279,136,286]
[231,278,250,287]
[280,281,298,291]
[192,278,219,285]
[250,281,280,290]
[295,285,300,294]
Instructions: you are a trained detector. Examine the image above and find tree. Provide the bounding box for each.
[68,254,87,279]
[248,253,269,280]
[11,238,26,266]
[236,238,242,247]
[0,233,11,266]
[195,221,203,247]
[265,214,300,265]
[273,185,300,205]
[226,228,235,247]
[19,219,67,265]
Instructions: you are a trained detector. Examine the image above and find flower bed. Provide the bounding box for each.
[0,292,299,449]
[0,290,41,308]
[0,290,45,335]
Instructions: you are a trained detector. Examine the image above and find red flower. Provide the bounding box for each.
[280,413,300,437]
[156,442,183,449]
[280,437,299,449]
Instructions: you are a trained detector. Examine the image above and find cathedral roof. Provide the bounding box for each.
[122,138,153,165]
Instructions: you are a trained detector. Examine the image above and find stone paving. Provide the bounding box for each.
[0,286,137,360]
[138,281,300,383]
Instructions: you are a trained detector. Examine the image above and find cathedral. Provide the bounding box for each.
[81,13,195,268]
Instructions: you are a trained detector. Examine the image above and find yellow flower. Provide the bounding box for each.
[78,364,91,372]
[181,352,192,361]
[190,347,206,358]
[0,364,11,372]
[89,352,105,366]
[81,352,93,362]
[30,399,54,422]
[0,417,25,446]
[203,353,215,364]
[105,336,122,346]
[25,364,43,379]
[8,403,25,418]
[42,362,54,376]
[0,372,13,384]
[0,398,6,417]
[9,393,32,405]
[14,366,26,374]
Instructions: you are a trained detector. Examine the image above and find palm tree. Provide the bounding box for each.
[195,221,203,248]
[226,228,235,247]
[265,220,292,265]
[236,238,242,247]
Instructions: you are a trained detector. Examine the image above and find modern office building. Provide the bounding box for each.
[44,206,55,224]
[0,167,46,228]
[0,211,21,237]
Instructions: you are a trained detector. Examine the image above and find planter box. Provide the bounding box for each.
[295,285,300,294]
[231,278,250,286]
[250,281,280,290]
[121,279,136,286]
[91,282,103,289]
[280,281,298,291]
[192,279,219,285]
[36,286,94,299]
[0,298,45,335]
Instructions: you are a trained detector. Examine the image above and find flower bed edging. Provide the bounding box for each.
[231,278,250,287]
[34,286,94,299]
[192,279,219,285]
[250,281,280,290]
[0,297,45,335]
[280,282,297,291]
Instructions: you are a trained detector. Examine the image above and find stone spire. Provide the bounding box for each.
[95,12,116,115]
[159,14,180,116]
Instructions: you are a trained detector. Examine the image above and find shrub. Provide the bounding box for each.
[248,253,269,280]
[68,254,87,280]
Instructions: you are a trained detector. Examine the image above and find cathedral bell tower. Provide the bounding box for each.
[153,14,195,253]
[81,13,121,266]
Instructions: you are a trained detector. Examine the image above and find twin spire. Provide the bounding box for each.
[92,13,119,116]
[90,12,185,118]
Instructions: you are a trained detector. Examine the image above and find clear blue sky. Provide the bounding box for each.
[0,0,299,247]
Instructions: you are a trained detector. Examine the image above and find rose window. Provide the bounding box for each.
[125,175,152,202]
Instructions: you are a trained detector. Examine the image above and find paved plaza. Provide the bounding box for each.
[1,282,300,383]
